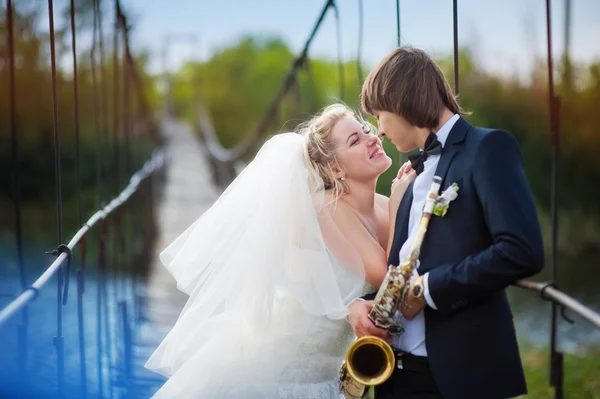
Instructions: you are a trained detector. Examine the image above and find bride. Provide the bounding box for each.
[145,103,416,398]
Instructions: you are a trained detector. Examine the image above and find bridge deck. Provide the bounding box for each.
[131,120,220,397]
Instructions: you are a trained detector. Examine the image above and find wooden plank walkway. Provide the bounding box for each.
[129,120,221,398]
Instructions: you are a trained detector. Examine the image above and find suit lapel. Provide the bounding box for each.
[417,117,471,273]
[387,181,413,266]
[434,116,471,188]
[434,147,459,190]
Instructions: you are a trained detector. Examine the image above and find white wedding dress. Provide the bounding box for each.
[145,133,373,398]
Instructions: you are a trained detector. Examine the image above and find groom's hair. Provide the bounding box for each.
[361,46,468,129]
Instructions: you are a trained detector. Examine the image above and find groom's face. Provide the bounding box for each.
[375,111,420,153]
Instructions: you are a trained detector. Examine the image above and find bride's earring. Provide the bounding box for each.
[341,176,346,181]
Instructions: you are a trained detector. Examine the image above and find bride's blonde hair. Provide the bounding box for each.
[298,103,375,202]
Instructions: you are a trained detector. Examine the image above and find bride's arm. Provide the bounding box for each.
[327,164,416,288]
[330,202,389,287]
[385,201,399,258]
[386,162,417,258]
[386,162,416,257]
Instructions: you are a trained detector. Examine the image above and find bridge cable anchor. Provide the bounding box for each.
[45,244,73,305]
[540,282,575,324]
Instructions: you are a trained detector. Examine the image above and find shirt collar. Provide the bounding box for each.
[433,113,460,148]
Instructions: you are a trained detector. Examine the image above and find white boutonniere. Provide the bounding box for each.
[433,182,459,217]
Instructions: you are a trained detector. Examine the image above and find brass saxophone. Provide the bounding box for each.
[339,176,443,399]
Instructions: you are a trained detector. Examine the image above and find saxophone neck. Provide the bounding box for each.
[408,248,420,263]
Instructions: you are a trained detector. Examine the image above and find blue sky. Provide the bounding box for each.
[117,0,600,81]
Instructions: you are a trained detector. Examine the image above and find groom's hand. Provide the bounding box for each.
[348,300,390,341]
[400,279,427,320]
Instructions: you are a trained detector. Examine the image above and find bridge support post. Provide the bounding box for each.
[551,351,564,399]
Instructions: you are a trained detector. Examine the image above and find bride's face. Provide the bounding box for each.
[330,115,392,182]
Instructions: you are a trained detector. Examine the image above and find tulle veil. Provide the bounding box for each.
[145,132,366,397]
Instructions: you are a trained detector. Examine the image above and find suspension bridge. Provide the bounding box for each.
[0,0,599,398]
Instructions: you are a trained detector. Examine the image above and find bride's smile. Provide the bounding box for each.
[328,114,392,187]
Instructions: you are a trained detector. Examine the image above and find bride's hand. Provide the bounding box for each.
[348,300,390,341]
[390,161,416,203]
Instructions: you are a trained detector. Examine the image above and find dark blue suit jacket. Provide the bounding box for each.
[366,117,544,399]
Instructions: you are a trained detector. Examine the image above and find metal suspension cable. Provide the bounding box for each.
[47,0,63,245]
[113,0,121,192]
[7,0,29,379]
[98,0,110,206]
[91,0,102,209]
[121,38,132,177]
[110,19,122,368]
[292,78,302,120]
[110,32,126,335]
[356,0,363,83]
[332,0,344,101]
[116,5,129,310]
[546,0,560,318]
[562,0,572,92]
[396,0,401,46]
[91,2,106,394]
[545,0,563,396]
[117,3,154,139]
[120,26,155,143]
[199,0,336,163]
[7,0,24,294]
[47,1,66,396]
[69,1,88,397]
[116,0,131,177]
[70,0,83,228]
[395,0,406,166]
[305,59,317,114]
[452,0,459,95]
[118,0,134,309]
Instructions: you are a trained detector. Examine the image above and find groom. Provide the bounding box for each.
[347,46,545,399]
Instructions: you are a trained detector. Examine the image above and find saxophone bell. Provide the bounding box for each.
[339,336,395,399]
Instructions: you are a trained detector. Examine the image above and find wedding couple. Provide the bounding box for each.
[145,47,544,399]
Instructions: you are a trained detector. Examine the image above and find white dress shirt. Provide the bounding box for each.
[391,113,460,356]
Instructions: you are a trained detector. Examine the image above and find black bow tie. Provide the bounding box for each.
[408,132,442,175]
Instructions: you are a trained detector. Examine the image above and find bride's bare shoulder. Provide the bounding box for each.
[321,194,362,229]
[375,193,389,209]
